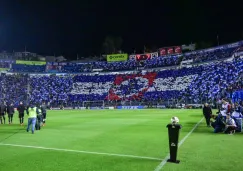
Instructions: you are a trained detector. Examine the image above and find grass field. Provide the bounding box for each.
[0,109,242,171]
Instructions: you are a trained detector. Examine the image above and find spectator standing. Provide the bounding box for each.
[203,103,212,127]
[41,102,47,126]
[7,103,15,124]
[0,102,7,124]
[17,101,26,125]
[36,104,42,130]
[221,99,231,119]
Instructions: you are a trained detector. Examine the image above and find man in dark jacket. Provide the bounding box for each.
[203,103,212,127]
[36,104,43,130]
[41,102,47,126]
[17,102,26,125]
[0,102,7,124]
[7,103,15,124]
[211,114,225,133]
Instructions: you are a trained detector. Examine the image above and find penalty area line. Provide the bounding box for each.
[154,117,204,171]
[0,143,162,161]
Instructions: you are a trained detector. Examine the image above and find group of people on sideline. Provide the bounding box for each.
[0,102,47,134]
[203,98,242,135]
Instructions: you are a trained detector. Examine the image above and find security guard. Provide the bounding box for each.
[26,104,38,134]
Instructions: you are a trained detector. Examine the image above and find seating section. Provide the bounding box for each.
[181,61,242,103]
[0,61,238,106]
[12,64,46,72]
[13,47,237,73]
[62,63,92,73]
[145,56,182,68]
[0,74,28,106]
[61,57,181,73]
[183,48,235,63]
[92,61,137,71]
[0,58,243,107]
[69,75,115,102]
[0,41,243,106]
[0,61,12,68]
[5,41,242,73]
[29,75,73,105]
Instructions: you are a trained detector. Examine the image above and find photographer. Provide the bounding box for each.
[203,103,212,127]
[211,114,225,133]
[224,114,237,135]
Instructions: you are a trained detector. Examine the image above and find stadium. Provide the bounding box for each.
[1,1,243,171]
[0,39,243,171]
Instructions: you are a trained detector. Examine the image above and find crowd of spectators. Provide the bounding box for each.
[9,47,235,73]
[0,59,242,108]
[181,61,242,104]
[29,75,73,106]
[0,61,12,69]
[11,64,46,73]
[1,44,240,73]
[144,56,182,68]
[62,63,92,73]
[0,58,242,107]
[92,60,137,71]
[0,74,28,106]
[45,56,182,73]
[183,47,236,63]
[0,42,243,107]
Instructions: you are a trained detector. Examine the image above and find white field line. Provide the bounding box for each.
[154,117,204,171]
[0,143,162,161]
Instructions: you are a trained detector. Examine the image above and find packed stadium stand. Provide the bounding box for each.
[11,64,46,73]
[0,41,243,108]
[183,47,237,63]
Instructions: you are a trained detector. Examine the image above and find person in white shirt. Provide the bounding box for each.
[232,103,242,118]
[224,114,237,134]
[220,99,230,118]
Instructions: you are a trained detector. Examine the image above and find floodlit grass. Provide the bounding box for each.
[0,109,242,171]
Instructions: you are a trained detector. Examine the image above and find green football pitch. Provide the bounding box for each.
[0,109,242,171]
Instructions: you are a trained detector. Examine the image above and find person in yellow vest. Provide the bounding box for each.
[26,104,38,134]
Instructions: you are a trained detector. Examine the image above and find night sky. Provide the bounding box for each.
[0,0,242,60]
